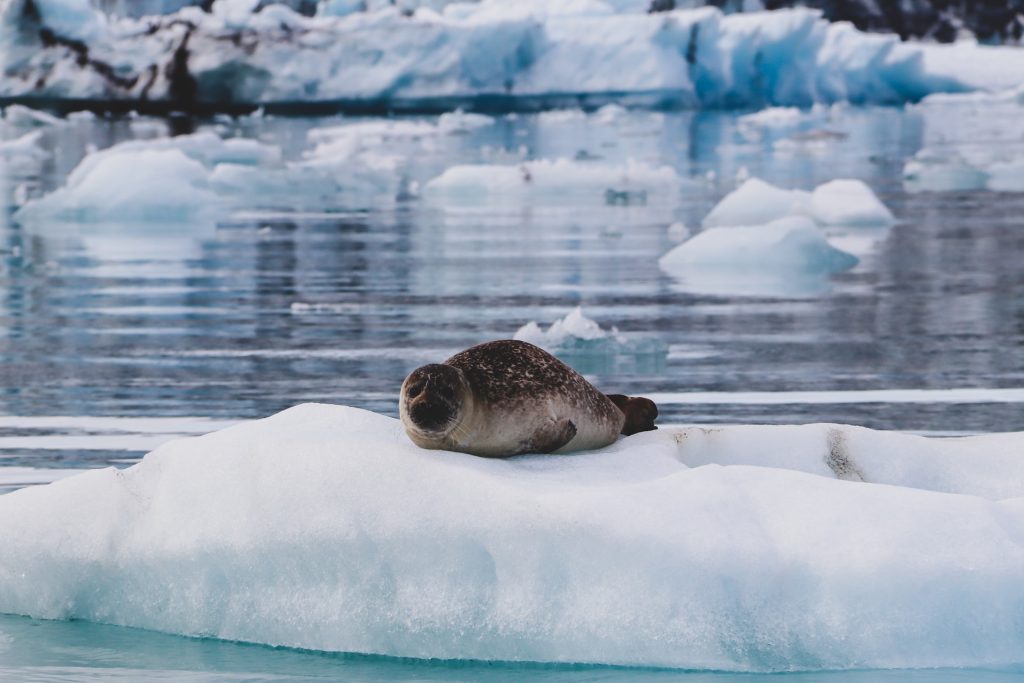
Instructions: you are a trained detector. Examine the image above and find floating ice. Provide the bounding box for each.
[704,177,894,228]
[661,216,857,272]
[2,3,1016,108]
[703,178,810,228]
[423,158,681,205]
[11,130,284,225]
[903,148,1024,193]
[14,147,221,225]
[0,130,48,161]
[2,403,1024,671]
[514,306,619,348]
[902,86,1024,193]
[808,179,895,227]
[1,104,64,128]
[659,216,858,297]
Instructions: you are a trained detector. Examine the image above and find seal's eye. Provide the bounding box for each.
[407,382,425,399]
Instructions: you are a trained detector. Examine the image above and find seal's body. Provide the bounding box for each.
[400,339,656,457]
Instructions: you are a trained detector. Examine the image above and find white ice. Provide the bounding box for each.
[423,158,681,205]
[5,3,1024,106]
[902,86,1024,192]
[2,403,1024,671]
[14,147,221,225]
[659,216,858,297]
[703,177,894,228]
[513,306,619,348]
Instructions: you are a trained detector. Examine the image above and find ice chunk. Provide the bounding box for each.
[513,307,666,373]
[661,216,857,272]
[436,109,495,134]
[2,104,64,128]
[514,306,617,347]
[659,216,858,297]
[14,147,221,224]
[902,150,990,193]
[808,179,895,227]
[423,158,681,205]
[702,178,810,228]
[2,403,1024,670]
[704,177,893,228]
[0,130,48,160]
[903,147,1024,194]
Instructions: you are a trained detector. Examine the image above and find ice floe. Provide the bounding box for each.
[2,402,1024,671]
[2,2,1017,109]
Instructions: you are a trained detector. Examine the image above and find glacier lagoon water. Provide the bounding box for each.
[2,102,1024,678]
[1,614,1023,682]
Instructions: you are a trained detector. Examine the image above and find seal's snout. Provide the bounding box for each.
[606,394,659,436]
[408,392,455,432]
[401,364,465,436]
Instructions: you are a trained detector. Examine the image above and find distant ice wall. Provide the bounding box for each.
[2,1,1013,111]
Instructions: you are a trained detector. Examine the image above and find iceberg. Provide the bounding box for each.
[1,1,1015,111]
[2,403,1024,671]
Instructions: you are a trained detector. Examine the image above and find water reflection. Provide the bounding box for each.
[0,105,1023,478]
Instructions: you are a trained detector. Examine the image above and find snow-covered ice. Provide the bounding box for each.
[2,403,1024,670]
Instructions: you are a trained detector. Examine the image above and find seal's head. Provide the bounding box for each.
[400,363,470,442]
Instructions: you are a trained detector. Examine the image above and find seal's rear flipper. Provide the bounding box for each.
[520,418,577,454]
[606,394,659,436]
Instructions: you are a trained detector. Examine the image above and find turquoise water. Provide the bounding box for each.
[1,614,1020,682]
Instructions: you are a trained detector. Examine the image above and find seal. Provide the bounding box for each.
[399,339,657,457]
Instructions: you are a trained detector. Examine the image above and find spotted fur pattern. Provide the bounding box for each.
[402,340,626,457]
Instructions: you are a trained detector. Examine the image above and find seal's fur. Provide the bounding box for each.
[400,340,656,457]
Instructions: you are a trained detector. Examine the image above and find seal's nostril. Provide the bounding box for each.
[407,382,425,399]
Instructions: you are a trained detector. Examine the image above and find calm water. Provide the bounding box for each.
[1,614,1022,683]
[1,102,1024,679]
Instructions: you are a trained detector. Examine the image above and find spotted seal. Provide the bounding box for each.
[399,339,657,457]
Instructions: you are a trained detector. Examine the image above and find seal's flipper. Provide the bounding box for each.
[606,394,659,436]
[520,418,577,454]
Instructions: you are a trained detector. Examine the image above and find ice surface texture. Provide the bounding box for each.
[1,1,1014,108]
[2,403,1024,671]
